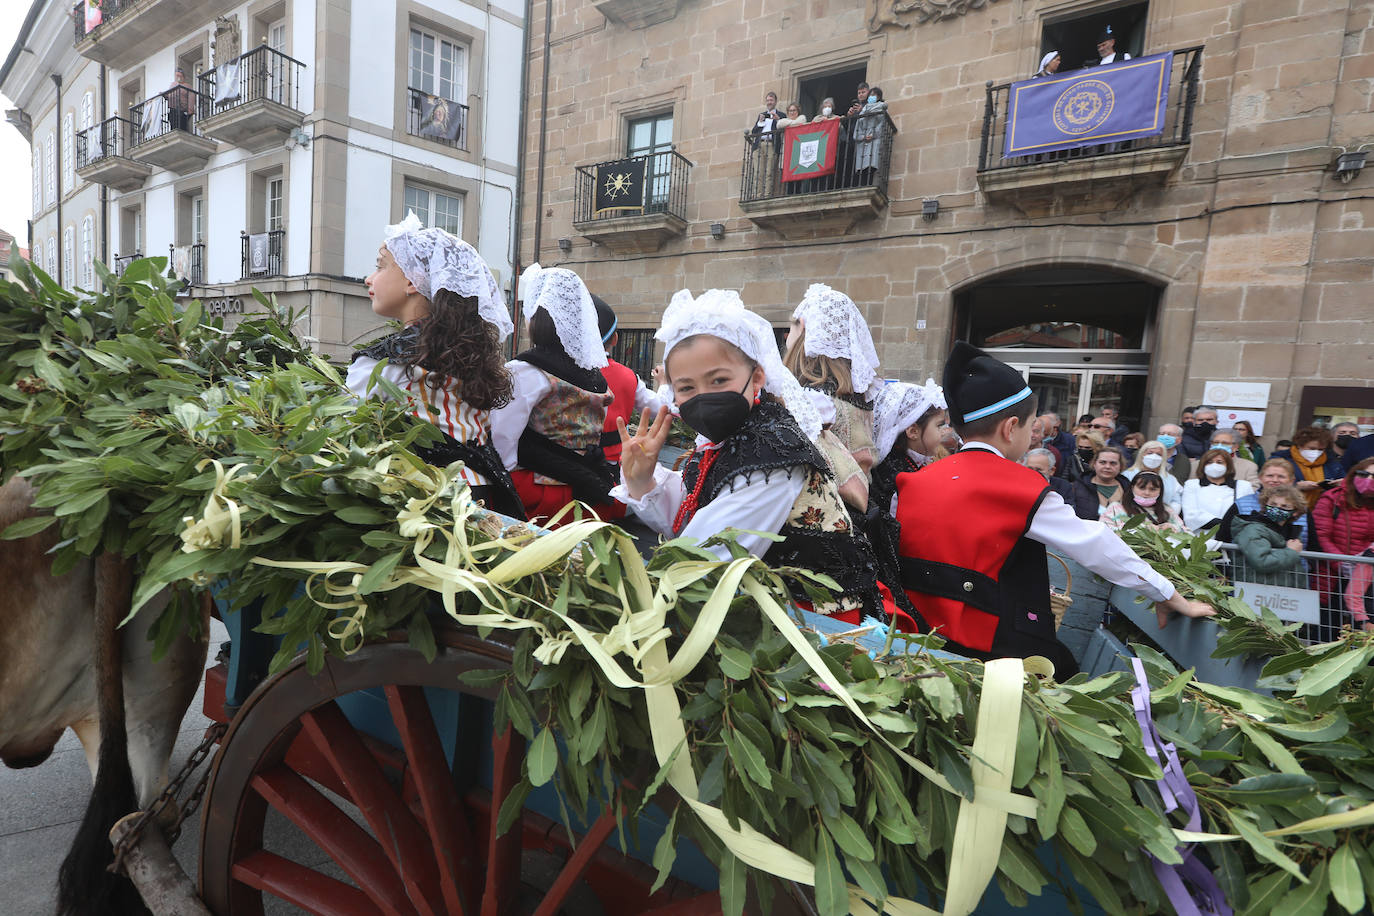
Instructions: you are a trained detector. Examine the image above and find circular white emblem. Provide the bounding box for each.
[1052,80,1115,135]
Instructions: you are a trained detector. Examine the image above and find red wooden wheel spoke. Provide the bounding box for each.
[530,804,620,916]
[301,701,447,916]
[232,850,383,916]
[385,683,477,916]
[251,765,417,916]
[480,724,526,916]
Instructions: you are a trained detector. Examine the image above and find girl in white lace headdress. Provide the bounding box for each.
[784,284,883,498]
[614,288,900,625]
[349,212,524,517]
[869,378,949,515]
[488,263,617,523]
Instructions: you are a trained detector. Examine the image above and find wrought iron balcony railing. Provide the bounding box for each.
[574,149,692,224]
[112,252,140,276]
[739,111,897,204]
[241,229,285,280]
[199,45,305,117]
[977,45,1203,173]
[75,116,135,168]
[129,85,210,147]
[71,0,133,46]
[405,88,469,151]
[170,242,205,287]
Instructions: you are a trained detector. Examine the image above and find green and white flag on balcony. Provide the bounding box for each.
[782,120,839,182]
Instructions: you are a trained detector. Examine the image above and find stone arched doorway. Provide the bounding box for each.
[951,265,1162,430]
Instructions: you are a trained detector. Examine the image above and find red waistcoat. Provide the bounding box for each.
[600,359,639,463]
[894,449,1052,652]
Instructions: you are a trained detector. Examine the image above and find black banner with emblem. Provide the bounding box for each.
[592,157,646,215]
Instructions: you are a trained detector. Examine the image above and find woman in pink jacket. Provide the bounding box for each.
[1313,457,1374,631]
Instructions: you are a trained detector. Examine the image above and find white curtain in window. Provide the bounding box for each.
[81,216,95,288]
[62,112,75,193]
[44,132,56,208]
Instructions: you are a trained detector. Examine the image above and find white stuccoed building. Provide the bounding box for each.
[3,0,525,360]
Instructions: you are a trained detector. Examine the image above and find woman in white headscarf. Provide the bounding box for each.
[1035,50,1061,78]
[614,289,903,625]
[785,283,883,497]
[349,212,523,517]
[488,263,616,523]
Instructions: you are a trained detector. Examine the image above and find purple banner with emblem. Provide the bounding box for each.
[1003,51,1173,157]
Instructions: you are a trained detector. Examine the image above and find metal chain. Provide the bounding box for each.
[109,721,228,875]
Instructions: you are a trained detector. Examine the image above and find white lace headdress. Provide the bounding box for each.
[518,263,607,370]
[658,288,822,442]
[790,283,883,402]
[872,378,947,461]
[383,212,514,340]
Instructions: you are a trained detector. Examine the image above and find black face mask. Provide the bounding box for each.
[1337,434,1357,450]
[1077,447,1096,463]
[678,378,754,443]
[1194,422,1217,437]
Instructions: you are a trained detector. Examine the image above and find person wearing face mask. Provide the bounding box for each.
[1342,427,1374,469]
[1329,422,1361,473]
[614,288,904,627]
[1218,458,1311,547]
[1068,429,1104,482]
[1231,485,1308,586]
[1180,407,1219,459]
[1271,426,1343,509]
[1154,424,1192,489]
[1190,428,1260,487]
[1103,472,1188,534]
[1122,440,1183,513]
[1181,448,1255,532]
[1313,458,1374,632]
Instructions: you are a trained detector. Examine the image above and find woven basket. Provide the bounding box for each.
[1048,552,1073,631]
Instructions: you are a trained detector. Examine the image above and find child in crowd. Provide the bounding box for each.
[489,264,617,523]
[1103,471,1188,534]
[349,213,524,518]
[785,284,883,508]
[614,289,901,625]
[893,342,1215,676]
[1231,484,1308,585]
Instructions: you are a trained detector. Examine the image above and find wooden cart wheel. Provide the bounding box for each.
[198,628,722,916]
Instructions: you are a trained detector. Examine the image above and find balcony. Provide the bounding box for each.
[572,150,691,253]
[127,86,218,173]
[75,116,151,191]
[197,46,306,153]
[976,46,1202,198]
[405,88,469,151]
[171,242,205,289]
[738,113,895,240]
[72,0,242,71]
[242,229,285,280]
[112,252,140,276]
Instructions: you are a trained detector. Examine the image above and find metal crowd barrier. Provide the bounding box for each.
[1214,542,1374,644]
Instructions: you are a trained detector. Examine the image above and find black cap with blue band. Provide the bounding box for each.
[943,340,1034,425]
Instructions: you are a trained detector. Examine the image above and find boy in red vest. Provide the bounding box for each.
[894,342,1214,677]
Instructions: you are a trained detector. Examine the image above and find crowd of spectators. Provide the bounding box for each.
[1019,404,1374,630]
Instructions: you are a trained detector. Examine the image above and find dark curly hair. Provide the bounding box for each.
[403,289,512,411]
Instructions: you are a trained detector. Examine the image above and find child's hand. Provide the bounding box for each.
[1286,538,1304,552]
[1154,592,1216,629]
[618,406,672,498]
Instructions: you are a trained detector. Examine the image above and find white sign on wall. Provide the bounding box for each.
[1204,381,1271,410]
[1234,582,1320,624]
[1217,407,1267,435]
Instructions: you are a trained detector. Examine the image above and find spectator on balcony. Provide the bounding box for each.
[812,97,840,123]
[852,86,887,187]
[1181,448,1254,532]
[1313,457,1374,631]
[1271,426,1343,509]
[839,81,870,186]
[777,102,808,129]
[1094,25,1132,66]
[750,91,784,196]
[168,68,197,132]
[1034,51,1062,78]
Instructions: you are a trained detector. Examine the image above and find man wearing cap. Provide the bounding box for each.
[1095,26,1131,65]
[892,342,1214,677]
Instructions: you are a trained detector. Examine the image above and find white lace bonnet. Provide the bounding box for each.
[790,283,883,402]
[518,263,608,370]
[872,378,947,461]
[658,288,822,442]
[382,213,514,340]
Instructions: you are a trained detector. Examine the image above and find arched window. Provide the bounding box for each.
[44,132,56,209]
[62,112,75,194]
[46,237,57,276]
[81,215,95,288]
[32,149,42,214]
[63,225,75,285]
[80,91,94,132]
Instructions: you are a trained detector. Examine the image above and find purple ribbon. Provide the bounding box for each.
[1130,657,1233,916]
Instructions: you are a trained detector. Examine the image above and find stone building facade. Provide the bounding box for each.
[517,0,1374,444]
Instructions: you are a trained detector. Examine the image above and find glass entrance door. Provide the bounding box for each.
[1013,367,1148,429]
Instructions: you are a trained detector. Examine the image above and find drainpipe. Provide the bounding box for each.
[99,64,107,280]
[511,0,533,295]
[530,0,552,269]
[51,72,62,287]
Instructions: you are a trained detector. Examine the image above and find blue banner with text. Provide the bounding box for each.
[1003,51,1173,157]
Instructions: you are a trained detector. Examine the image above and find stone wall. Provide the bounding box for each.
[518,0,1374,442]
